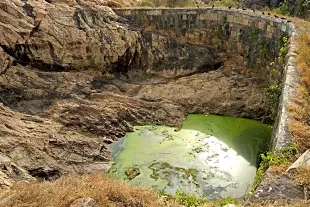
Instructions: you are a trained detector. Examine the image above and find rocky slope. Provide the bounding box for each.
[0,0,270,187]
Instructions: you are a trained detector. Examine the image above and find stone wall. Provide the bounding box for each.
[115,8,292,70]
[114,7,298,150]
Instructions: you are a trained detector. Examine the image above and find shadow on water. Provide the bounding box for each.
[108,114,272,199]
[181,114,271,167]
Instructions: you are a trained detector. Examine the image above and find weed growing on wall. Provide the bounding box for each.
[263,62,282,120]
[251,144,297,193]
[263,36,288,121]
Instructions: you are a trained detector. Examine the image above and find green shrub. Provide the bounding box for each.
[251,144,297,193]
[276,0,290,15]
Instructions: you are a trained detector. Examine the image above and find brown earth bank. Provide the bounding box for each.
[0,0,271,197]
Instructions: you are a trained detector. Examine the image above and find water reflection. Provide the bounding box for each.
[108,114,271,199]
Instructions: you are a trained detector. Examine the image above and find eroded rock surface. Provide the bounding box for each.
[0,0,270,184]
[0,0,141,72]
[0,154,35,189]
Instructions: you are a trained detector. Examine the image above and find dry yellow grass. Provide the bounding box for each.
[295,166,310,186]
[288,32,310,153]
[0,172,178,207]
[247,200,310,207]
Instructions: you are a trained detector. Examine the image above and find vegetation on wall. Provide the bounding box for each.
[251,144,297,193]
[263,36,288,121]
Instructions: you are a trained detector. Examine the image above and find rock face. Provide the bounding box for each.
[140,31,222,74]
[0,0,270,184]
[0,0,140,72]
[0,154,35,189]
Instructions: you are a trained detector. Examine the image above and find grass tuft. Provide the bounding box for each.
[0,172,178,207]
[289,33,310,153]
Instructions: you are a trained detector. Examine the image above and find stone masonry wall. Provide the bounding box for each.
[114,8,298,151]
[115,8,292,70]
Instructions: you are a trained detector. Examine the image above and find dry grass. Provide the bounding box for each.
[247,200,310,207]
[288,32,310,153]
[0,172,178,207]
[268,164,291,177]
[295,166,310,186]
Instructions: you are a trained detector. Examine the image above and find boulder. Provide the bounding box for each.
[287,149,310,171]
[69,197,98,207]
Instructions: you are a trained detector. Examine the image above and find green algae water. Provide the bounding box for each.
[108,114,272,199]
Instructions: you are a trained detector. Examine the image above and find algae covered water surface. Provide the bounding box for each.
[108,114,272,199]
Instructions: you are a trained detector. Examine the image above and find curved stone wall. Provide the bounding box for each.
[115,8,291,69]
[114,8,298,150]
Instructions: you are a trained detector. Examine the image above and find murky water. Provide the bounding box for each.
[108,114,272,199]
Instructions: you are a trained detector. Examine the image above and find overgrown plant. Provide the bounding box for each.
[263,36,288,121]
[251,144,297,193]
[276,0,290,15]
[160,190,206,207]
[160,190,240,207]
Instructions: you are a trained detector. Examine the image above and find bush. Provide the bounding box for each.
[140,0,156,7]
[276,0,290,15]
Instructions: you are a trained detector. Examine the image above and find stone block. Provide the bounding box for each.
[281,24,287,32]
[242,18,249,26]
[122,10,131,16]
[258,21,265,30]
[147,10,162,16]
[186,11,197,15]
[266,25,273,33]
[227,14,234,22]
